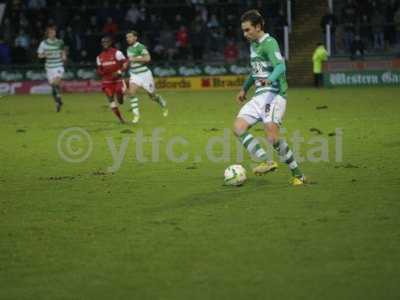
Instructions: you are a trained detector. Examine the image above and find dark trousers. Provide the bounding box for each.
[314,73,323,88]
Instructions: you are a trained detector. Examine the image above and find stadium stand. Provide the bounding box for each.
[328,0,400,57]
[0,0,287,65]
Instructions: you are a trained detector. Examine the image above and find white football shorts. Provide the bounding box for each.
[237,91,287,126]
[129,70,155,94]
[46,67,64,84]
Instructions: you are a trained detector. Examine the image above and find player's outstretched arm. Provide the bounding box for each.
[62,50,67,62]
[96,56,104,76]
[115,50,129,71]
[237,75,254,104]
[236,89,247,104]
[37,42,46,59]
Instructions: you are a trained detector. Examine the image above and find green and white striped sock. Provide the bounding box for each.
[130,96,139,115]
[239,132,268,161]
[154,94,166,108]
[273,139,302,177]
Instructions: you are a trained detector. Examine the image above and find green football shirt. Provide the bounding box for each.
[127,42,150,75]
[37,38,65,70]
[249,33,288,96]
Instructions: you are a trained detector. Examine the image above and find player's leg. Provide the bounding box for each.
[104,84,124,123]
[115,80,124,105]
[234,98,275,170]
[148,91,168,117]
[263,95,305,185]
[144,72,168,117]
[314,73,319,88]
[115,81,125,123]
[317,74,323,87]
[116,92,124,105]
[52,78,62,107]
[48,68,64,112]
[128,79,141,123]
[121,78,128,96]
[109,96,124,123]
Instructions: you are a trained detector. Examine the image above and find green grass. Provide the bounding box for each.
[0,87,399,299]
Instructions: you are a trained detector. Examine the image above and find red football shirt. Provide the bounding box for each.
[96,48,127,83]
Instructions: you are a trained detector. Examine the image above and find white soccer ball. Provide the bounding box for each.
[224,164,247,186]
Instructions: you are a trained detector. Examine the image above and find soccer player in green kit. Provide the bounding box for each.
[233,10,306,186]
[125,31,168,123]
[37,25,66,112]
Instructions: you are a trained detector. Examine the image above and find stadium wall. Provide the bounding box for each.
[323,59,400,87]
[0,64,248,94]
[0,76,247,95]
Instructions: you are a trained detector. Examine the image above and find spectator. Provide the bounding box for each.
[103,17,119,35]
[312,43,328,88]
[62,26,78,61]
[148,14,162,31]
[191,21,207,61]
[358,14,372,48]
[320,8,338,54]
[341,0,357,51]
[32,20,45,41]
[225,13,237,38]
[342,17,356,51]
[224,40,239,63]
[141,13,159,40]
[350,35,365,60]
[371,10,385,50]
[208,27,223,57]
[176,25,189,59]
[15,29,30,49]
[18,13,30,31]
[125,4,141,28]
[152,43,167,61]
[135,6,147,30]
[173,14,185,31]
[194,4,208,23]
[88,16,99,32]
[159,26,177,61]
[207,14,219,29]
[0,37,12,64]
[3,1,286,65]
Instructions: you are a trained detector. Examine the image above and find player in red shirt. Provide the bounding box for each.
[96,36,128,123]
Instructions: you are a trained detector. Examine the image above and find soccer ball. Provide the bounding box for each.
[224,164,247,186]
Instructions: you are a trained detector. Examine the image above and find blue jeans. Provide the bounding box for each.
[344,31,354,51]
[374,32,384,49]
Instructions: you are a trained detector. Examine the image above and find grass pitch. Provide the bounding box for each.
[0,87,399,299]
